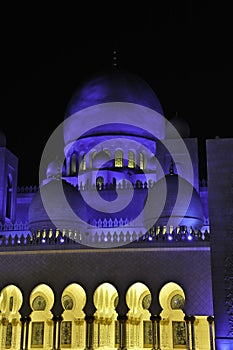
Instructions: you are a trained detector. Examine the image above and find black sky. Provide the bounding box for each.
[1,2,232,185]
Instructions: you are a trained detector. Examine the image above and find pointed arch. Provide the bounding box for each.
[96,176,104,190]
[28,284,54,349]
[70,153,77,175]
[159,282,186,349]
[93,282,119,348]
[80,154,86,171]
[126,282,152,348]
[61,283,86,348]
[128,151,135,168]
[115,150,123,167]
[90,151,97,169]
[140,152,145,170]
[0,284,23,349]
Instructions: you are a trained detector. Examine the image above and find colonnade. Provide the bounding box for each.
[0,313,215,350]
[0,282,215,350]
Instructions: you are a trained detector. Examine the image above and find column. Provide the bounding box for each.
[150,315,156,350]
[52,315,58,350]
[57,315,63,350]
[12,317,20,349]
[20,316,27,350]
[207,316,215,350]
[24,316,31,350]
[184,315,190,350]
[85,315,94,350]
[154,315,161,350]
[117,315,127,350]
[190,316,196,350]
[1,318,8,349]
[52,315,64,350]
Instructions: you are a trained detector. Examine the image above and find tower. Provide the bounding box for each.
[0,129,18,225]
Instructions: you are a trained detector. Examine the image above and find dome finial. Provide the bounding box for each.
[112,49,117,67]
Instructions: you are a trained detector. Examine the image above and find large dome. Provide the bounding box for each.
[64,67,164,118]
[63,67,166,153]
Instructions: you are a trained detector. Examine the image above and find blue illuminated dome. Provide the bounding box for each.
[63,67,166,154]
[28,179,86,232]
[28,177,148,233]
[144,173,204,230]
[46,159,64,179]
[64,67,164,118]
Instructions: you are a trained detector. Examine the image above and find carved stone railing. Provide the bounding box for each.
[0,221,29,231]
[0,225,210,248]
[17,185,39,193]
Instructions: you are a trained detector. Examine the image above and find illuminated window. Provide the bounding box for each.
[128,151,135,168]
[70,153,77,175]
[140,152,145,170]
[90,151,97,169]
[81,154,86,171]
[115,150,123,167]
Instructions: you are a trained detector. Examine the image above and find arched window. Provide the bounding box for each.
[80,154,86,171]
[70,153,77,175]
[90,151,97,169]
[6,174,13,219]
[128,151,135,168]
[96,176,104,190]
[115,150,123,167]
[136,180,142,189]
[140,152,145,170]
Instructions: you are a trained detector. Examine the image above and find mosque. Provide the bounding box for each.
[0,63,232,349]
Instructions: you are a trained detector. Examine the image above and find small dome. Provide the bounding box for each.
[46,159,63,179]
[92,150,111,169]
[64,67,164,118]
[28,178,148,234]
[166,114,190,139]
[28,179,87,233]
[144,173,204,230]
[0,129,6,147]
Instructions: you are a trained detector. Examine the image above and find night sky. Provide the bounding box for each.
[1,3,232,185]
